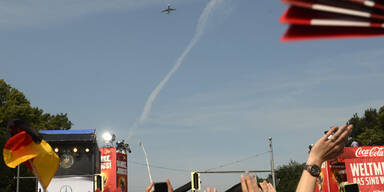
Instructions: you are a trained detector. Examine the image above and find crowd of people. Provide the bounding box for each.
[144,124,353,192]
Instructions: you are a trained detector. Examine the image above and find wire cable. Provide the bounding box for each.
[204,151,270,171]
[128,151,269,173]
[129,160,191,173]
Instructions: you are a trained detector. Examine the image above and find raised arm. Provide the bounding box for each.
[296,124,353,192]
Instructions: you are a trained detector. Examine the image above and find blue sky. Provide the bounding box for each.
[1,0,384,191]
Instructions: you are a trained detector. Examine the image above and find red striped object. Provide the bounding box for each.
[282,0,384,20]
[281,25,384,41]
[281,6,384,28]
[347,0,384,10]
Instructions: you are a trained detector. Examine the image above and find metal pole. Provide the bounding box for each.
[16,165,20,192]
[269,137,276,188]
[36,176,38,192]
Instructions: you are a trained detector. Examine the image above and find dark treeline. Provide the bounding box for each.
[0,80,72,192]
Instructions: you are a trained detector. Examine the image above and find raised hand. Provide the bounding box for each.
[296,124,353,192]
[259,181,276,192]
[145,182,154,192]
[241,175,261,192]
[166,178,173,192]
[307,124,353,166]
[204,187,217,192]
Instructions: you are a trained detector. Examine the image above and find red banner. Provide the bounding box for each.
[317,147,384,192]
[345,157,384,192]
[100,147,117,192]
[116,152,128,192]
[338,147,384,161]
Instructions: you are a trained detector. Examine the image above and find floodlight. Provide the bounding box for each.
[73,147,78,153]
[116,140,132,153]
[54,147,59,153]
[85,148,90,153]
[102,132,116,146]
[102,132,112,142]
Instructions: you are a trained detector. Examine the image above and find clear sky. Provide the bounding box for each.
[1,0,384,191]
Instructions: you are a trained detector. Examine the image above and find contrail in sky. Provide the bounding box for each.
[136,0,226,125]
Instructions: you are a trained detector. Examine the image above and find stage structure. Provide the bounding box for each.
[37,129,101,192]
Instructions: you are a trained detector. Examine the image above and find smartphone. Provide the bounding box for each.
[155,182,168,192]
[344,183,359,192]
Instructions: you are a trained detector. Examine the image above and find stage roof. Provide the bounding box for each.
[40,129,95,134]
[40,129,97,143]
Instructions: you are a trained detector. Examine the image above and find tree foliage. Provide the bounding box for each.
[0,79,72,192]
[267,160,305,192]
[347,107,384,146]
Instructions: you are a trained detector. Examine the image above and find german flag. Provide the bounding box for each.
[3,131,43,168]
[3,131,59,189]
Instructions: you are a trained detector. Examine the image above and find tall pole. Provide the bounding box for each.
[16,165,20,192]
[269,137,276,188]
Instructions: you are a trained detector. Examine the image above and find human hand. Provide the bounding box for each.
[307,124,353,166]
[241,175,261,192]
[204,187,218,192]
[145,182,154,192]
[259,181,276,192]
[166,178,173,192]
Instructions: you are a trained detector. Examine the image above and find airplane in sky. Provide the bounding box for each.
[162,4,176,14]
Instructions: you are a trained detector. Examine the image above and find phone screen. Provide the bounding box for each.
[344,183,359,192]
[155,182,168,192]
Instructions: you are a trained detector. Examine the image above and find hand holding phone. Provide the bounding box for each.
[155,182,168,192]
[344,183,359,192]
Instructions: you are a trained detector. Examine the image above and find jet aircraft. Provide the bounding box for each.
[162,4,176,14]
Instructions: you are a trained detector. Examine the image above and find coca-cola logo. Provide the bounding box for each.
[355,147,384,157]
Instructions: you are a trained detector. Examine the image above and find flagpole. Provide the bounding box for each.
[16,165,20,192]
[28,160,47,192]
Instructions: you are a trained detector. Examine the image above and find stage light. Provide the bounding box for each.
[73,147,78,153]
[116,140,132,153]
[102,132,112,143]
[102,132,115,145]
[85,148,90,153]
[54,147,59,153]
